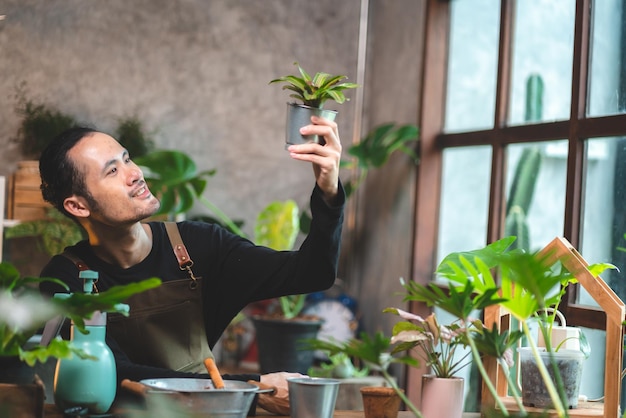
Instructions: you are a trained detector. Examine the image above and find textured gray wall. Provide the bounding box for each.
[0,1,427,371]
[0,0,360,236]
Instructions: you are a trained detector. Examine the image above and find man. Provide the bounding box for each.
[38,116,345,413]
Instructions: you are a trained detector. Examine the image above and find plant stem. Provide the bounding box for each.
[521,321,568,418]
[380,368,424,418]
[465,333,510,416]
[498,359,526,414]
[198,195,246,238]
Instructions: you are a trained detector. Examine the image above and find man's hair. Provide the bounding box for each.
[39,126,99,218]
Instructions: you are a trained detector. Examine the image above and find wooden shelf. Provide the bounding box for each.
[500,396,604,417]
[482,237,625,418]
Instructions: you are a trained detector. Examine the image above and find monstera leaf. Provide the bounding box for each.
[135,150,215,216]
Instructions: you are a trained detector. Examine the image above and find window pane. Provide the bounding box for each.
[580,137,626,305]
[437,146,492,269]
[508,1,575,125]
[444,0,500,132]
[588,0,625,116]
[504,142,567,251]
[577,327,606,401]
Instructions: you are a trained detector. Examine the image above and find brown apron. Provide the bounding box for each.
[63,222,213,373]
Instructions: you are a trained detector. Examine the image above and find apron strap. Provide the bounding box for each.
[61,250,98,292]
[164,222,199,289]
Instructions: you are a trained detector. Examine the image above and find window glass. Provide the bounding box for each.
[437,146,491,270]
[580,137,626,305]
[578,327,606,401]
[504,142,567,251]
[508,1,575,125]
[588,0,625,116]
[444,0,500,132]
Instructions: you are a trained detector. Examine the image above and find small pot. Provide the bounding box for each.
[122,378,274,418]
[518,347,584,409]
[285,103,337,148]
[360,386,401,418]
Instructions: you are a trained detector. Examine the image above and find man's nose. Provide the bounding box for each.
[127,165,143,184]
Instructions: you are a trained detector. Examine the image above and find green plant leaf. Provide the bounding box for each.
[270,62,359,108]
[135,150,216,217]
[254,200,299,251]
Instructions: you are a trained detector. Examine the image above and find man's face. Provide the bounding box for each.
[67,132,160,224]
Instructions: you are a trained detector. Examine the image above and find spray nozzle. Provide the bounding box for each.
[79,270,99,294]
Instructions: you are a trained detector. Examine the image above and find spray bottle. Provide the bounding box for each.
[53,270,126,414]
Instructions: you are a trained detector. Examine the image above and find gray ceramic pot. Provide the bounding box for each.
[285,103,337,148]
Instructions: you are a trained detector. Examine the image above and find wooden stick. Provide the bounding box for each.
[203,357,225,389]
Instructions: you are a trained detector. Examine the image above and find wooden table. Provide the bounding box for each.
[44,404,481,417]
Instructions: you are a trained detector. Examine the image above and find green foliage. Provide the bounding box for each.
[13,88,77,159]
[307,352,369,378]
[254,200,304,319]
[0,261,161,365]
[254,200,299,251]
[115,116,155,158]
[304,332,424,417]
[5,207,85,256]
[270,62,359,109]
[384,308,473,378]
[432,237,617,417]
[135,150,213,216]
[346,123,420,170]
[305,331,418,373]
[341,123,420,198]
[135,150,245,236]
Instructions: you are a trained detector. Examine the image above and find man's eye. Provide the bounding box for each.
[108,167,117,175]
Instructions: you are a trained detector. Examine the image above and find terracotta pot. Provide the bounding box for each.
[360,386,401,418]
[421,375,464,418]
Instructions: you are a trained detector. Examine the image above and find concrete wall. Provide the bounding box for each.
[347,0,424,338]
[0,0,360,236]
[0,0,426,367]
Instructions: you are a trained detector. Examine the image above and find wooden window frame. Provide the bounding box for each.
[408,0,626,405]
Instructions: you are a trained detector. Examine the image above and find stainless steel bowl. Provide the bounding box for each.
[137,378,270,418]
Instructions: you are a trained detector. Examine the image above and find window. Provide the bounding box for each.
[413,0,626,409]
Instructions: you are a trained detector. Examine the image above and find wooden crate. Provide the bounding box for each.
[482,237,625,418]
[0,377,45,418]
[7,160,51,221]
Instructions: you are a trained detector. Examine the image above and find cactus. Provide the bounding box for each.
[525,74,544,123]
[504,74,544,251]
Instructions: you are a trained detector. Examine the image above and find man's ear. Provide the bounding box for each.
[63,196,90,218]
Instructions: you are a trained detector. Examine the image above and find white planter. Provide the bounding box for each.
[421,375,464,418]
[518,347,584,409]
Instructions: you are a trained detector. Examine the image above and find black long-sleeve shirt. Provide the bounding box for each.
[40,183,344,383]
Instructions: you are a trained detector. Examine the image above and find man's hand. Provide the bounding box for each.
[257,372,306,415]
[287,116,342,205]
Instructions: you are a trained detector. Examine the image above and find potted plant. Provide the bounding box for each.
[0,261,160,415]
[251,122,420,374]
[414,236,616,418]
[269,62,359,147]
[12,86,77,161]
[9,88,77,222]
[306,331,420,418]
[114,116,156,159]
[135,149,245,233]
[5,207,85,257]
[249,199,325,374]
[384,304,481,418]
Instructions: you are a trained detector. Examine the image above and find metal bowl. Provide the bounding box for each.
[138,378,267,418]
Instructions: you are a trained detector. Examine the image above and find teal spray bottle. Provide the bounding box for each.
[53,270,127,414]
